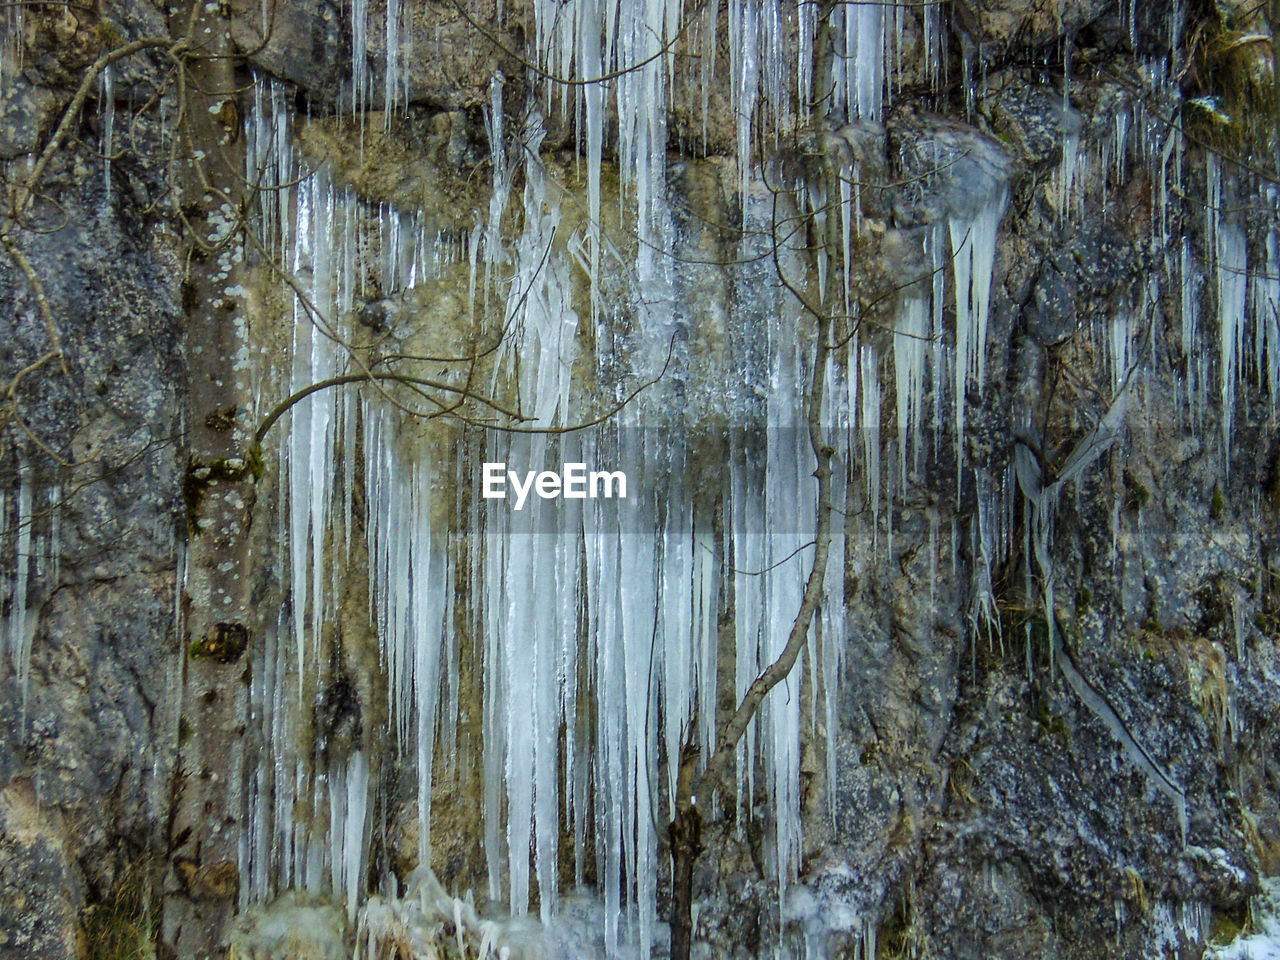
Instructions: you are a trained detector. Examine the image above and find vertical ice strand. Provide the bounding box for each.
[948,191,1007,496]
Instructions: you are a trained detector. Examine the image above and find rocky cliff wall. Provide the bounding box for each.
[1,2,1279,959]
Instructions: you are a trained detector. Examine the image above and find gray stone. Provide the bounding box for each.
[988,81,1083,171]
[954,0,1113,53]
[0,79,60,160]
[230,0,348,102]
[888,111,1015,225]
[1023,253,1080,346]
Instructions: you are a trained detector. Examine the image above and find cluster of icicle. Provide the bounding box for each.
[356,868,530,960]
[358,867,644,960]
[0,6,64,727]
[0,6,1270,960]
[0,464,59,723]
[218,5,1280,960]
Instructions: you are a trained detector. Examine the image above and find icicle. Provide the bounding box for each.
[1053,130,1080,222]
[46,484,59,592]
[384,0,405,124]
[246,3,938,944]
[948,190,1007,492]
[1207,156,1247,461]
[100,65,115,200]
[581,0,603,325]
[845,0,886,121]
[662,491,694,810]
[1255,204,1280,405]
[1108,310,1133,397]
[729,0,761,189]
[583,508,625,956]
[860,343,881,532]
[1180,236,1208,423]
[922,0,944,91]
[329,750,370,921]
[0,5,23,92]
[1112,108,1130,184]
[286,174,343,700]
[483,74,511,275]
[893,296,929,485]
[6,466,33,716]
[351,0,368,116]
[412,462,447,873]
[481,493,507,907]
[244,77,294,267]
[971,472,1001,648]
[478,109,584,929]
[761,289,813,908]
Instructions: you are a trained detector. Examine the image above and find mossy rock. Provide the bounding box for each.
[189,622,250,664]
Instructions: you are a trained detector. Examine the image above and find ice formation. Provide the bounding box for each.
[893,296,929,485]
[0,1,1267,957]
[948,191,1007,491]
[222,5,1257,950]
[1208,156,1249,461]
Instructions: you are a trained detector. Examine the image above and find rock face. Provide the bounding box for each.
[954,0,1114,54]
[0,27,182,954]
[2,2,1279,959]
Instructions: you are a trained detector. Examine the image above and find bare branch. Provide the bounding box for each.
[0,234,67,374]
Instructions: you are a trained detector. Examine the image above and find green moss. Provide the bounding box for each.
[203,405,238,432]
[1208,897,1252,945]
[1195,579,1230,630]
[1123,470,1150,512]
[1211,916,1243,943]
[1030,674,1073,748]
[82,906,154,960]
[1122,867,1150,915]
[1075,584,1093,613]
[1255,610,1280,638]
[177,716,192,745]
[244,443,265,481]
[1039,707,1071,748]
[189,623,250,664]
[208,457,254,481]
[988,606,1056,674]
[1210,485,1226,520]
[94,20,128,50]
[1184,5,1279,165]
[1184,96,1243,155]
[182,461,206,531]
